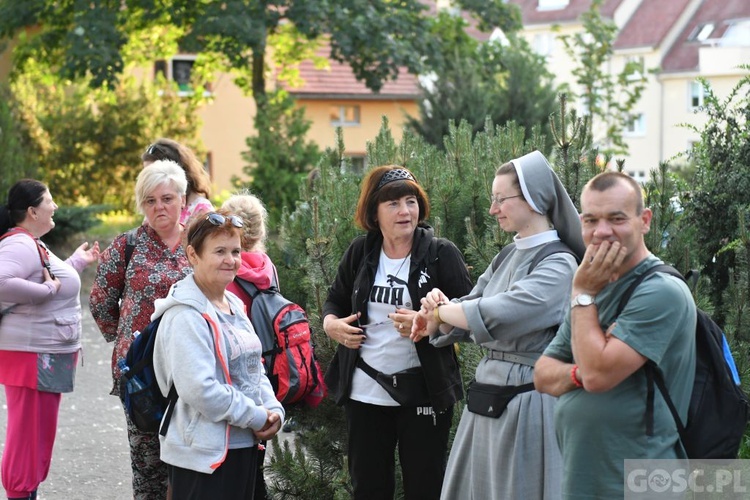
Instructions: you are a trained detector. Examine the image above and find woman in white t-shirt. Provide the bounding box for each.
[322,165,473,499]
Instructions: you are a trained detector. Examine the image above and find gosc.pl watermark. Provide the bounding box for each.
[625,459,750,499]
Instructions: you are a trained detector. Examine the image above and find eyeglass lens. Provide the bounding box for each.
[206,213,243,228]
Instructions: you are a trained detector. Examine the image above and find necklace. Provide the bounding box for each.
[388,253,411,288]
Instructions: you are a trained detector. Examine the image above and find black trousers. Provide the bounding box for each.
[169,447,259,500]
[345,400,453,500]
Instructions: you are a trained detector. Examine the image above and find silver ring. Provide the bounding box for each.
[399,323,404,330]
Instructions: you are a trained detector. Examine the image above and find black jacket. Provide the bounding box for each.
[322,225,473,412]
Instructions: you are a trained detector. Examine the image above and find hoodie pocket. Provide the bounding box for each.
[54,314,81,343]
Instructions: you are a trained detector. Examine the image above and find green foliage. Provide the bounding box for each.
[0,1,437,98]
[722,211,750,345]
[42,205,105,248]
[0,83,37,196]
[556,0,649,155]
[454,0,522,34]
[6,59,202,210]
[237,91,321,226]
[642,162,695,271]
[549,92,598,209]
[408,13,558,150]
[682,73,750,320]
[266,418,351,500]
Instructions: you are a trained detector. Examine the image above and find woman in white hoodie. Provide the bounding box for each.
[153,209,284,499]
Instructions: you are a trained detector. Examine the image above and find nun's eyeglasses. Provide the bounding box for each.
[490,194,523,207]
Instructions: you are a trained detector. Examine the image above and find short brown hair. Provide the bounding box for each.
[353,165,429,232]
[585,171,644,214]
[186,209,243,256]
[495,162,521,192]
[142,138,212,199]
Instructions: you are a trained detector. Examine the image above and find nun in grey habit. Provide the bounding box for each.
[420,150,585,500]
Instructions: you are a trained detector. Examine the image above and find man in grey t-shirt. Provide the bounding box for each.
[534,172,696,499]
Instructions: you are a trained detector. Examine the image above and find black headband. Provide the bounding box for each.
[375,168,417,191]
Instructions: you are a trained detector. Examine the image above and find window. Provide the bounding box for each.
[625,56,645,81]
[154,55,211,96]
[628,170,647,183]
[689,81,705,109]
[689,23,714,42]
[348,155,366,173]
[624,113,646,136]
[330,105,361,126]
[537,0,569,11]
[533,33,556,57]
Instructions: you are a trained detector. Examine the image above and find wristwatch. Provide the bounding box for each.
[571,293,596,308]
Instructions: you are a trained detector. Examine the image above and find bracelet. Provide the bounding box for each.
[571,364,584,388]
[433,301,447,325]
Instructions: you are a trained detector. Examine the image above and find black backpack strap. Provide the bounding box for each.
[124,228,139,269]
[645,362,687,438]
[159,384,179,437]
[157,317,211,437]
[491,243,516,273]
[616,264,682,317]
[615,263,686,437]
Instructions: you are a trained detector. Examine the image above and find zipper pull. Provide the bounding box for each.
[432,411,437,426]
[393,375,397,388]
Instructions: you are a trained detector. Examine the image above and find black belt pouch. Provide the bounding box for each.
[375,367,430,407]
[466,380,535,418]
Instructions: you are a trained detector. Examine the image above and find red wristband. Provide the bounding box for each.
[571,364,584,388]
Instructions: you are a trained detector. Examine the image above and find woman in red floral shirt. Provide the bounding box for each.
[90,160,191,500]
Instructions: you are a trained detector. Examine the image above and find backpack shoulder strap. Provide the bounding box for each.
[491,243,516,273]
[645,363,686,437]
[124,228,139,269]
[528,240,581,275]
[1,227,54,278]
[233,276,262,299]
[615,263,687,438]
[616,264,682,317]
[158,316,210,437]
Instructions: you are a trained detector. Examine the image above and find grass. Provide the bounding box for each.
[87,211,139,239]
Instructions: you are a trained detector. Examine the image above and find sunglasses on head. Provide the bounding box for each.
[206,212,244,228]
[145,143,178,163]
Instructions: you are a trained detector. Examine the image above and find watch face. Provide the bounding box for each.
[573,294,595,307]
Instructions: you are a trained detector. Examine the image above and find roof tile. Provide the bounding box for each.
[508,0,624,25]
[613,0,693,49]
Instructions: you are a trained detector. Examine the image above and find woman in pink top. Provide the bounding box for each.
[141,138,214,225]
[0,179,100,500]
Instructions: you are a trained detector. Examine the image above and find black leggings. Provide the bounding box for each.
[345,400,453,500]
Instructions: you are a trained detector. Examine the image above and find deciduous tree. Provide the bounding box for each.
[556,0,648,155]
